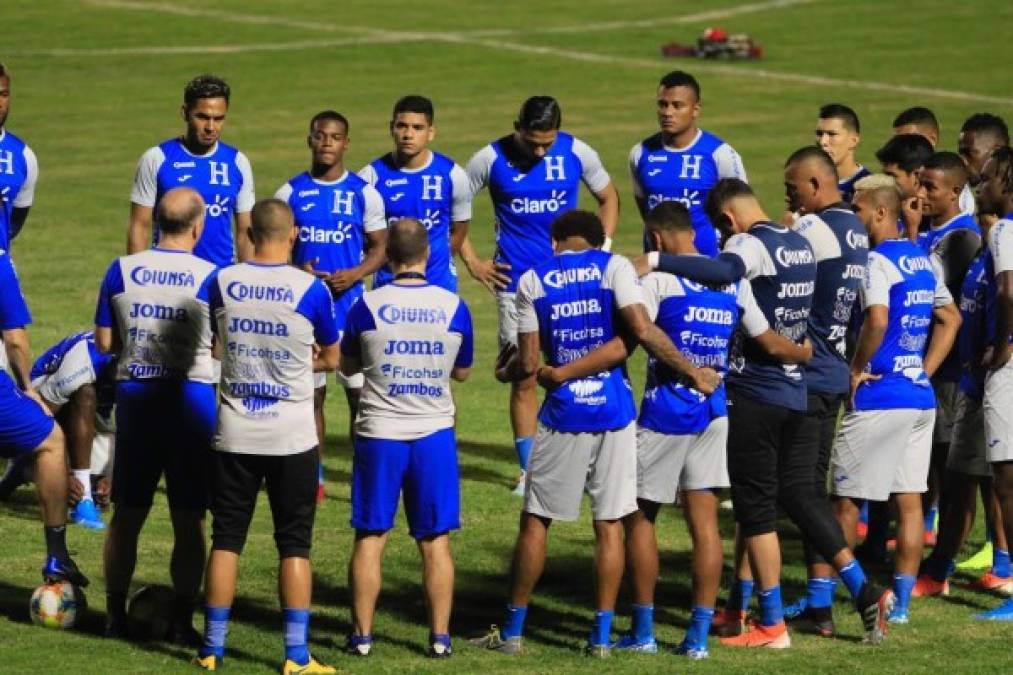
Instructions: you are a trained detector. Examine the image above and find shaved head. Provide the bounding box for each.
[386,218,429,266]
[156,187,205,235]
[250,199,295,243]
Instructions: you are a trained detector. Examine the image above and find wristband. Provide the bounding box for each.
[647,251,659,270]
[602,236,613,252]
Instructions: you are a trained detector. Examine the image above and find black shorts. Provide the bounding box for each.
[209,447,318,558]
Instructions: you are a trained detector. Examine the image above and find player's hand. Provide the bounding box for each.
[848,370,881,409]
[327,269,361,293]
[800,338,814,363]
[901,197,923,238]
[689,367,721,395]
[632,254,654,278]
[301,258,329,280]
[780,209,798,225]
[494,343,519,383]
[535,365,564,390]
[93,477,111,509]
[467,258,511,294]
[67,475,84,506]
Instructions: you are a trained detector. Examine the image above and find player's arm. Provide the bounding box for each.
[315,341,339,372]
[2,327,32,390]
[536,336,632,390]
[924,301,961,377]
[935,229,982,300]
[591,181,620,243]
[234,211,253,262]
[576,138,618,243]
[10,208,30,241]
[848,304,887,405]
[497,331,541,382]
[449,299,473,382]
[752,330,813,364]
[10,146,38,242]
[330,188,389,292]
[628,144,650,222]
[449,163,473,257]
[460,147,511,292]
[991,270,1013,369]
[127,203,154,254]
[619,303,718,394]
[127,147,162,253]
[639,249,747,282]
[234,151,256,262]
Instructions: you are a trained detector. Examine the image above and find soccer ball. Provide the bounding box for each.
[30,581,86,629]
[127,585,175,640]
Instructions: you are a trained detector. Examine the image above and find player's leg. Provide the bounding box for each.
[313,377,326,503]
[497,293,534,493]
[417,535,454,656]
[64,384,105,529]
[925,382,958,545]
[336,368,363,442]
[984,484,1011,584]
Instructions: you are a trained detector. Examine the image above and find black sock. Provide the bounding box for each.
[172,594,197,626]
[107,591,128,620]
[44,525,69,560]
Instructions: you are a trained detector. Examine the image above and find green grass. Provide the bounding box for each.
[2,0,1012,671]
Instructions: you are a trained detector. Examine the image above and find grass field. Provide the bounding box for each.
[3,0,1013,672]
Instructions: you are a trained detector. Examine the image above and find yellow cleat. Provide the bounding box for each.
[192,653,220,671]
[280,655,337,674]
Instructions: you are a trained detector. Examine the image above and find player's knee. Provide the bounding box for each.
[69,382,98,414]
[35,423,65,459]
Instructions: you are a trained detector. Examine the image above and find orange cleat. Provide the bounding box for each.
[911,573,949,597]
[710,607,747,637]
[719,621,790,649]
[975,570,1013,595]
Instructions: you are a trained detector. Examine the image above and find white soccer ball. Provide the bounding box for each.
[30,581,86,629]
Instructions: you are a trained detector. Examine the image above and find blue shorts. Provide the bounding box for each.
[351,427,460,540]
[112,380,216,509]
[0,370,55,458]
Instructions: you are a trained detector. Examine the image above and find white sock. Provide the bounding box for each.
[73,469,92,501]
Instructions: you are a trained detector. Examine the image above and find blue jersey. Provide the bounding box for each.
[638,271,768,435]
[516,249,640,433]
[0,252,30,330]
[467,132,612,292]
[792,206,869,394]
[838,165,871,203]
[275,170,385,330]
[629,130,747,256]
[919,213,981,256]
[0,129,38,248]
[958,253,989,401]
[853,239,951,411]
[131,138,255,267]
[361,152,471,292]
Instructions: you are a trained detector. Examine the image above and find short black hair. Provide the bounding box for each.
[645,201,692,233]
[550,210,605,247]
[183,75,230,108]
[819,103,860,133]
[705,178,754,225]
[658,70,700,100]
[386,218,430,265]
[923,151,969,187]
[392,95,434,124]
[961,113,1010,146]
[876,134,934,172]
[0,63,8,79]
[517,96,562,132]
[309,110,349,134]
[785,145,838,180]
[991,146,1013,194]
[893,106,938,133]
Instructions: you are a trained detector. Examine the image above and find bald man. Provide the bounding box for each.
[195,199,338,673]
[96,187,219,642]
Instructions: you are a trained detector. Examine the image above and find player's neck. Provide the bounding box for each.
[249,243,291,265]
[153,237,193,253]
[393,148,432,171]
[179,135,216,157]
[556,237,593,254]
[837,157,861,179]
[870,223,899,246]
[933,204,961,226]
[311,161,345,182]
[391,263,427,284]
[662,125,698,149]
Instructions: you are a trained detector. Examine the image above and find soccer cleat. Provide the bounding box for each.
[673,640,709,660]
[611,634,658,653]
[786,605,834,637]
[315,481,325,505]
[957,541,993,570]
[469,625,523,655]
[168,620,203,648]
[428,641,452,658]
[105,613,127,639]
[911,574,949,597]
[42,554,89,587]
[70,498,106,531]
[584,643,611,658]
[191,653,220,670]
[975,570,1013,595]
[718,620,790,649]
[856,584,894,645]
[887,607,909,624]
[710,607,747,637]
[512,472,526,497]
[972,598,1013,621]
[280,655,336,674]
[345,634,372,657]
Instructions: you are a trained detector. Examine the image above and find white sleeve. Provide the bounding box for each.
[129,146,164,207]
[449,163,472,222]
[605,255,646,309]
[959,184,976,217]
[465,145,496,197]
[931,253,954,307]
[989,221,1013,275]
[515,270,541,334]
[736,281,770,337]
[639,272,665,321]
[273,183,293,202]
[861,252,894,309]
[572,138,611,194]
[357,164,378,186]
[791,214,841,262]
[12,145,38,208]
[35,341,96,407]
[234,151,255,213]
[713,143,748,182]
[362,184,387,233]
[628,143,645,199]
[723,233,770,280]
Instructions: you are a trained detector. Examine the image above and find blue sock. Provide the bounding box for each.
[806,577,836,609]
[283,608,310,666]
[859,500,869,525]
[757,586,782,626]
[500,604,527,639]
[926,553,955,582]
[685,606,714,648]
[590,609,614,646]
[514,437,533,471]
[924,505,938,533]
[728,578,753,611]
[893,574,916,612]
[317,462,324,484]
[838,560,867,598]
[201,605,230,658]
[995,548,1011,578]
[631,603,653,641]
[430,633,451,649]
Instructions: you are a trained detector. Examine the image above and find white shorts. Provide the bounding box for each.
[496,292,519,349]
[313,370,365,390]
[524,422,638,522]
[984,360,1013,463]
[933,379,960,445]
[637,418,729,504]
[947,391,990,477]
[831,408,936,501]
[91,431,114,476]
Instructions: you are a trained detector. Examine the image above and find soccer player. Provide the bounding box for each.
[815,104,870,202]
[641,178,893,647]
[471,210,718,657]
[342,219,473,659]
[958,113,1009,190]
[98,188,218,641]
[194,199,337,673]
[461,96,619,495]
[875,134,934,240]
[628,70,747,256]
[359,95,471,292]
[832,174,961,624]
[893,107,940,148]
[0,62,38,247]
[973,146,1013,620]
[0,251,88,587]
[276,110,386,497]
[127,75,255,266]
